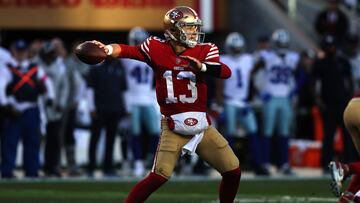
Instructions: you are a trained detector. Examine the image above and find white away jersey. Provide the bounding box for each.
[122,58,156,107]
[260,50,299,97]
[221,53,254,107]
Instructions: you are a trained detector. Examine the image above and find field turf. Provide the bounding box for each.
[0,177,339,203]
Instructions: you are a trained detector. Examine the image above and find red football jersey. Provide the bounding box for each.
[118,36,227,116]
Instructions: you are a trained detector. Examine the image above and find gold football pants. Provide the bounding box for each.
[344,98,360,156]
[152,119,239,179]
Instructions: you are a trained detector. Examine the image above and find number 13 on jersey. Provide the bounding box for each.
[163,70,198,104]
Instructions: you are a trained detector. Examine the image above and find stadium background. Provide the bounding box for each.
[1,0,359,202]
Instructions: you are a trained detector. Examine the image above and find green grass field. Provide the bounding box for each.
[0,177,339,203]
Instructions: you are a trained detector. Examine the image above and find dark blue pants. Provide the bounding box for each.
[1,107,41,177]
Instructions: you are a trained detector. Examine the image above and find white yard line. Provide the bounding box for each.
[208,196,337,203]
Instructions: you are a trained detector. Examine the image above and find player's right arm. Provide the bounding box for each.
[92,40,148,62]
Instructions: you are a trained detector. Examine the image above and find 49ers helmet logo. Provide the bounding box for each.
[169,10,183,20]
[184,118,198,126]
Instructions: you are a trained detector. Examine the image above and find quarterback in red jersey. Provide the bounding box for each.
[92,6,240,203]
[329,91,360,202]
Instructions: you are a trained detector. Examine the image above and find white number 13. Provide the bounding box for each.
[163,70,198,104]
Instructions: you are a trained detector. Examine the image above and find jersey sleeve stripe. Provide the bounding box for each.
[140,44,151,60]
[143,42,150,52]
[207,50,219,56]
[205,54,219,60]
[209,47,218,51]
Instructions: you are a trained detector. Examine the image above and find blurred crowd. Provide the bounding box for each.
[0,0,359,179]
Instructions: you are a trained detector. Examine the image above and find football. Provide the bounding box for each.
[74,41,107,65]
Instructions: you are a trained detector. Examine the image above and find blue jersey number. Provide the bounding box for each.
[269,66,292,84]
[130,66,151,84]
[236,69,243,88]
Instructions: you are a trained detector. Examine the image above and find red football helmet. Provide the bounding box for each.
[163,6,205,48]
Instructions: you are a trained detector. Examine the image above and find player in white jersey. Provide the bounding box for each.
[257,29,300,175]
[220,33,267,175]
[122,27,160,177]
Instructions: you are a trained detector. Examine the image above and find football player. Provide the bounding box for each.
[220,32,266,175]
[256,29,299,175]
[329,90,360,202]
[122,27,160,177]
[91,6,241,203]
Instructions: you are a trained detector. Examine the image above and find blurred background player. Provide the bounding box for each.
[256,29,299,175]
[122,27,160,177]
[219,32,264,175]
[0,39,54,178]
[86,57,127,177]
[62,40,87,176]
[312,35,356,174]
[314,0,349,45]
[37,41,68,177]
[293,50,316,140]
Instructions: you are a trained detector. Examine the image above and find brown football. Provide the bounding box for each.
[74,41,107,65]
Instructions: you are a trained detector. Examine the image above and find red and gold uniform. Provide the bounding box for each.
[112,6,241,203]
[118,37,238,178]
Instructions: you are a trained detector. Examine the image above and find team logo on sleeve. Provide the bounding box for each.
[184,118,198,126]
[169,10,183,20]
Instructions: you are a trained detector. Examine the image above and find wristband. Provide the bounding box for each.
[200,63,207,72]
[105,45,113,56]
[204,62,222,77]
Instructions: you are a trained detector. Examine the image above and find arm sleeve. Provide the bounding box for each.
[203,44,231,79]
[118,37,155,63]
[58,64,69,109]
[118,44,147,62]
[86,68,96,112]
[86,88,95,112]
[44,77,55,101]
[73,69,85,104]
[37,67,55,101]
